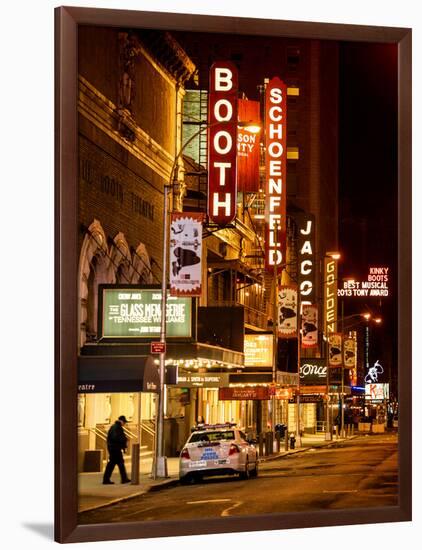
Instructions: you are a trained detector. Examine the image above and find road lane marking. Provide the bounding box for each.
[323,490,358,493]
[221,501,242,516]
[187,499,231,505]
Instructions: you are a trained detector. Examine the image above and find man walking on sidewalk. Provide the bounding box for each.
[103,415,131,485]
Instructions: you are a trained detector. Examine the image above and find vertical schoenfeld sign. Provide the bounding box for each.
[207,62,238,225]
[265,77,287,271]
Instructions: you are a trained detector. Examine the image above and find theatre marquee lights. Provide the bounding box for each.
[207,61,238,226]
[265,77,287,271]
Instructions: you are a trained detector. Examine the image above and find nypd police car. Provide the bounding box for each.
[179,423,258,484]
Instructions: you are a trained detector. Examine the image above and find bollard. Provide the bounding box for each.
[258,432,264,457]
[131,443,140,485]
[351,424,355,436]
[265,432,270,456]
[284,431,289,451]
[275,431,281,452]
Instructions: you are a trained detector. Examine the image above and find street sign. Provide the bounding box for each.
[151,342,166,354]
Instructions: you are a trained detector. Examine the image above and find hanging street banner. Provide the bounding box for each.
[301,304,318,348]
[278,285,298,338]
[265,77,287,272]
[237,98,261,193]
[208,61,238,225]
[328,333,343,367]
[343,337,357,368]
[99,286,192,339]
[296,212,316,306]
[170,213,204,296]
[324,256,338,334]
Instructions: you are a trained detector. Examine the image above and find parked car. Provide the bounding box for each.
[179,423,258,484]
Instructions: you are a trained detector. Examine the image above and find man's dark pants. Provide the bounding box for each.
[103,448,129,482]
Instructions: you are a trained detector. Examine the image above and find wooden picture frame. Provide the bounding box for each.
[55,6,412,543]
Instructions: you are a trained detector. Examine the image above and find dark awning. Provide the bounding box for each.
[78,355,160,393]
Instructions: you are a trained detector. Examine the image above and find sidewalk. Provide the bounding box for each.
[78,433,355,513]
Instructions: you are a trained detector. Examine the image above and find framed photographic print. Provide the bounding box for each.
[55,5,412,544]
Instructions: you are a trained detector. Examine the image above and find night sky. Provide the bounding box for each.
[338,42,398,390]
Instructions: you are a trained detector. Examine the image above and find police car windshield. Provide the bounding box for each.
[190,430,235,443]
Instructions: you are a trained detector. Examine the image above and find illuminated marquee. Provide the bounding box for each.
[207,62,238,225]
[297,213,315,305]
[324,257,338,334]
[338,266,390,298]
[265,77,287,271]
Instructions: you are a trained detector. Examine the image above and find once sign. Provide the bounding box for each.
[207,61,238,225]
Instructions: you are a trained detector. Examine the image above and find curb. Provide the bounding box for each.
[79,477,180,514]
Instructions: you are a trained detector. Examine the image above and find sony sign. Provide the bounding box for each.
[296,213,315,305]
[265,77,287,271]
[300,358,327,385]
[207,62,238,225]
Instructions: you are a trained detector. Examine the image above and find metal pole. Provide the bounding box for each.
[272,261,277,433]
[341,299,345,438]
[296,298,301,447]
[154,185,169,479]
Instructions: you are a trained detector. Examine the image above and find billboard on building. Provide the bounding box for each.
[324,256,338,333]
[98,286,192,339]
[170,212,204,296]
[296,212,316,305]
[244,334,273,367]
[365,383,389,401]
[300,358,327,385]
[301,304,318,348]
[278,285,298,338]
[207,61,238,225]
[264,77,287,272]
[237,98,260,193]
[328,333,343,367]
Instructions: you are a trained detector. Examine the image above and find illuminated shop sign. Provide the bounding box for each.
[176,372,229,388]
[219,386,270,400]
[265,77,287,271]
[364,359,384,384]
[99,286,192,339]
[324,257,338,333]
[365,383,389,401]
[296,213,315,305]
[300,358,327,385]
[237,98,260,193]
[207,61,238,225]
[338,267,390,298]
[244,334,273,367]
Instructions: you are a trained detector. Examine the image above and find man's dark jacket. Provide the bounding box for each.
[107,421,128,452]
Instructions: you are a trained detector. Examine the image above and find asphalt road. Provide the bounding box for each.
[78,434,398,524]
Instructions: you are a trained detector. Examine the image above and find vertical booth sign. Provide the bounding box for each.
[170,213,204,296]
[237,98,261,193]
[265,77,287,271]
[278,285,298,338]
[207,61,238,225]
[301,304,318,348]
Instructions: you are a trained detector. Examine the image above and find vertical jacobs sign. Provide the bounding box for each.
[265,77,287,271]
[296,212,315,305]
[207,62,238,226]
